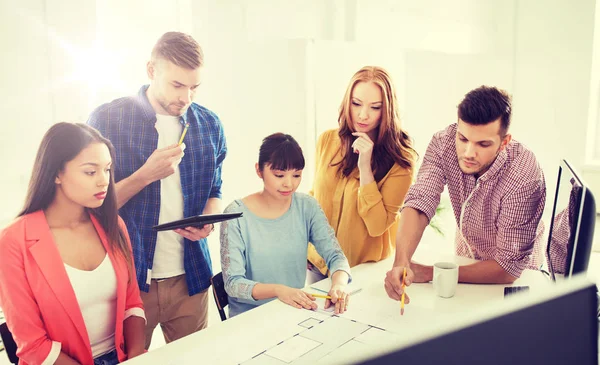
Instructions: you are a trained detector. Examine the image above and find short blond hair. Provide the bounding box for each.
[151,32,204,69]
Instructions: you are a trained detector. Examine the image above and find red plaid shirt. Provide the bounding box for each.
[403,124,546,278]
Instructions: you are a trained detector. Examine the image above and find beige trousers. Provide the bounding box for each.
[140,274,209,349]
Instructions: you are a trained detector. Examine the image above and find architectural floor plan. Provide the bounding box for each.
[241,313,401,364]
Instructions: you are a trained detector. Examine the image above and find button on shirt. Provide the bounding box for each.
[403,124,546,278]
[88,85,227,295]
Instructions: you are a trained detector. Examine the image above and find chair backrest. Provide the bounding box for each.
[210,272,228,321]
[0,322,19,364]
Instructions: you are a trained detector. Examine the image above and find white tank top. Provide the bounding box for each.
[64,254,117,357]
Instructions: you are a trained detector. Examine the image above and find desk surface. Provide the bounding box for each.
[123,249,550,365]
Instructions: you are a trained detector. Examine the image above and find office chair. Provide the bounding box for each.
[211,272,228,321]
[0,322,19,364]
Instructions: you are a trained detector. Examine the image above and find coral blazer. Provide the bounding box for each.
[0,210,144,365]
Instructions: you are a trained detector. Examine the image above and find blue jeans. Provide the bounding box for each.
[94,349,119,365]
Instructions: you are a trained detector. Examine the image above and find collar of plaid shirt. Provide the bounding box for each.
[136,85,190,126]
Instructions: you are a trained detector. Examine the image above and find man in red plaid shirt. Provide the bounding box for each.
[385,86,546,301]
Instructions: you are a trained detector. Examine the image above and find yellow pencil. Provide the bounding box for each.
[401,267,406,315]
[178,123,190,145]
[310,293,332,299]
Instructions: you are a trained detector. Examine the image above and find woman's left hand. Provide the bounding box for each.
[326,283,349,314]
[351,132,374,170]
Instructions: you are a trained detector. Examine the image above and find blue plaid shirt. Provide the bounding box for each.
[88,85,227,295]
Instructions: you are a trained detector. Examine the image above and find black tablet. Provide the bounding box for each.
[152,212,243,231]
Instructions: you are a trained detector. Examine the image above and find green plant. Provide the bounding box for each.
[428,203,447,236]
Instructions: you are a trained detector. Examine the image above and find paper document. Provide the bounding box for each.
[302,316,370,344]
[264,335,321,363]
[299,318,323,329]
[315,340,369,364]
[354,327,401,346]
[242,353,287,364]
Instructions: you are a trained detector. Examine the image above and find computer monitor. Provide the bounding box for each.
[546,159,596,279]
[355,278,598,365]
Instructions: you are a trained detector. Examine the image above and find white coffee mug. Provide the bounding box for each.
[433,262,459,298]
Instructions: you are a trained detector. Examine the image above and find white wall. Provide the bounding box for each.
[587,0,600,163]
[1,0,56,221]
[512,0,596,177]
[312,40,406,139]
[511,0,596,232]
[583,1,600,220]
[201,39,314,199]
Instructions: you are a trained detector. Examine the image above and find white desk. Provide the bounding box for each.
[122,249,550,365]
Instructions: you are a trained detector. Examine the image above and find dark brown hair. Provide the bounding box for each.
[335,66,417,181]
[151,31,204,69]
[19,122,133,276]
[258,133,305,171]
[457,86,512,136]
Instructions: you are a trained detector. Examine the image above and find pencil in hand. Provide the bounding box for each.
[178,123,190,145]
[310,293,332,300]
[401,267,407,315]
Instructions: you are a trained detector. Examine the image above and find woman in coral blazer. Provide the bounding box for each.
[307,66,418,281]
[0,123,146,365]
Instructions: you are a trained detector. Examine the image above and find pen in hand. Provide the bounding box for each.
[401,267,406,315]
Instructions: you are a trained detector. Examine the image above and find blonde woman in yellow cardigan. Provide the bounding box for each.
[307,66,417,282]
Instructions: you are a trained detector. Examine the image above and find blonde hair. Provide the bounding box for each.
[151,32,204,69]
[335,66,417,180]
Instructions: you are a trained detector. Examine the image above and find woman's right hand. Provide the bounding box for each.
[275,285,318,310]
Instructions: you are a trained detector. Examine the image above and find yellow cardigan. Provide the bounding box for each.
[308,129,413,274]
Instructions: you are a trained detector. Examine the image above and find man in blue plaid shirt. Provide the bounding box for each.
[88,32,227,348]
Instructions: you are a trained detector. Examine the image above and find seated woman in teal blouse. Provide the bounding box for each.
[220,133,351,317]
